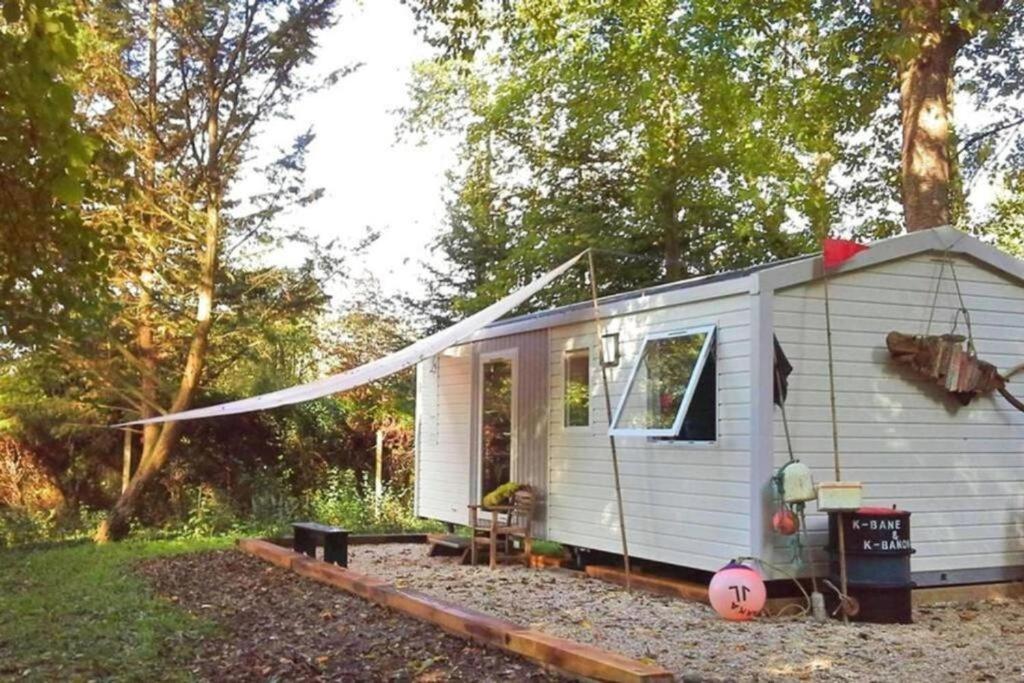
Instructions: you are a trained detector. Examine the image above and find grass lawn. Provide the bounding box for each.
[0,537,233,681]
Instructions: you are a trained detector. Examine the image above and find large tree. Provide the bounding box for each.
[405,1,896,316]
[85,0,341,541]
[407,0,1023,317]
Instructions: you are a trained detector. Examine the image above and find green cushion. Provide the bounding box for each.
[482,481,521,507]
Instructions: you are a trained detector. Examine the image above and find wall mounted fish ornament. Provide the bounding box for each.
[885,332,1024,413]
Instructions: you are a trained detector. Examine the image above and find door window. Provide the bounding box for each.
[481,358,513,497]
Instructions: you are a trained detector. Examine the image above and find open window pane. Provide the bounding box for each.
[564,349,590,427]
[675,346,716,441]
[610,326,716,437]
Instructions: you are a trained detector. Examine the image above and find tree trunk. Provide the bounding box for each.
[138,0,161,462]
[95,66,223,543]
[896,0,1004,231]
[898,1,958,231]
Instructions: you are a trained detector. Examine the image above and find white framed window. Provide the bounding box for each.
[564,348,590,427]
[609,325,717,440]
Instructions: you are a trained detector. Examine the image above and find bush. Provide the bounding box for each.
[246,470,303,537]
[306,467,441,534]
[530,539,567,558]
[177,485,238,538]
[0,506,105,548]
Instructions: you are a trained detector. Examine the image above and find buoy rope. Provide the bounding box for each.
[735,555,812,618]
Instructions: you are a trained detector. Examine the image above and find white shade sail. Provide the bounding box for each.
[116,252,585,427]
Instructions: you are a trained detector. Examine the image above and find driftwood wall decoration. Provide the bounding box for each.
[885,331,1024,413]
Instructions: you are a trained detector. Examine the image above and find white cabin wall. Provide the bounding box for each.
[769,255,1024,580]
[546,293,753,572]
[415,352,473,525]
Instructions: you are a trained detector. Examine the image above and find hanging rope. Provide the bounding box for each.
[924,258,948,336]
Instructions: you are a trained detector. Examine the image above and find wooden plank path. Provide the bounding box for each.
[237,538,674,683]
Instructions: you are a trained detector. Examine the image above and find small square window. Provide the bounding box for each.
[609,326,716,440]
[564,349,590,427]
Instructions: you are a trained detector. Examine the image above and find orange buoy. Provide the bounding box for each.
[772,507,800,536]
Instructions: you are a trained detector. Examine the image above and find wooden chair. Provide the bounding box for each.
[468,487,536,569]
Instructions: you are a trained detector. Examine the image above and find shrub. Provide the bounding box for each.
[530,539,567,558]
[0,506,106,548]
[178,485,238,538]
[246,471,303,537]
[305,467,441,534]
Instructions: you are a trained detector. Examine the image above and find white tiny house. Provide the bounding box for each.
[414,227,1024,586]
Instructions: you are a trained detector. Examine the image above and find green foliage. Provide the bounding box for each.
[0,506,105,548]
[0,0,105,345]
[406,1,901,320]
[981,171,1024,260]
[307,468,441,534]
[0,537,226,679]
[408,1,1022,319]
[177,485,239,539]
[482,481,521,508]
[529,539,566,558]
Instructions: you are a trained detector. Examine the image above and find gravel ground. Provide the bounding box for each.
[138,550,563,682]
[349,543,1024,682]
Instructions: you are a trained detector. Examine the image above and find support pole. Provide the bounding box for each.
[822,264,850,623]
[374,429,384,515]
[587,249,631,590]
[121,429,133,494]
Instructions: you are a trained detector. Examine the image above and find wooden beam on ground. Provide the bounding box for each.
[377,587,521,648]
[237,537,300,569]
[347,533,428,545]
[585,565,709,604]
[507,630,674,683]
[913,581,1024,606]
[237,538,675,682]
[291,556,392,603]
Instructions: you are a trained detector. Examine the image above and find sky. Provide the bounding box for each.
[248,0,458,303]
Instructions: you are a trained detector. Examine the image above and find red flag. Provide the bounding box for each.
[823,237,868,269]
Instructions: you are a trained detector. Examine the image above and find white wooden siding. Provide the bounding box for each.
[770,255,1024,577]
[546,293,753,572]
[415,354,473,525]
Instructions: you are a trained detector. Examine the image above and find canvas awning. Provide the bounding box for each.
[116,252,584,427]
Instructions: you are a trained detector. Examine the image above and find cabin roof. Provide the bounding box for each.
[465,226,1024,344]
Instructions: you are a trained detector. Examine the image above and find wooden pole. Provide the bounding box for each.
[587,249,632,590]
[374,429,384,515]
[121,429,132,494]
[822,263,850,623]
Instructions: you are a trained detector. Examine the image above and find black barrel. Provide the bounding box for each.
[827,507,914,624]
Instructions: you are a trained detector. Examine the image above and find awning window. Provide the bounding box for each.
[610,325,716,438]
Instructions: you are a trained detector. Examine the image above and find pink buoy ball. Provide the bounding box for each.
[709,561,767,621]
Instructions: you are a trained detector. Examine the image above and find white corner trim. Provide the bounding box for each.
[748,287,775,562]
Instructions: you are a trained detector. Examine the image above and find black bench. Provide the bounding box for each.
[292,522,349,567]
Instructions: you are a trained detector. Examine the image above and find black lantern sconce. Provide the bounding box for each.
[601,332,620,367]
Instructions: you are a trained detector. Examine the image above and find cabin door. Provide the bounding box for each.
[478,351,516,501]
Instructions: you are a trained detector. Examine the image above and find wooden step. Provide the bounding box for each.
[427,533,470,558]
[427,533,469,549]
